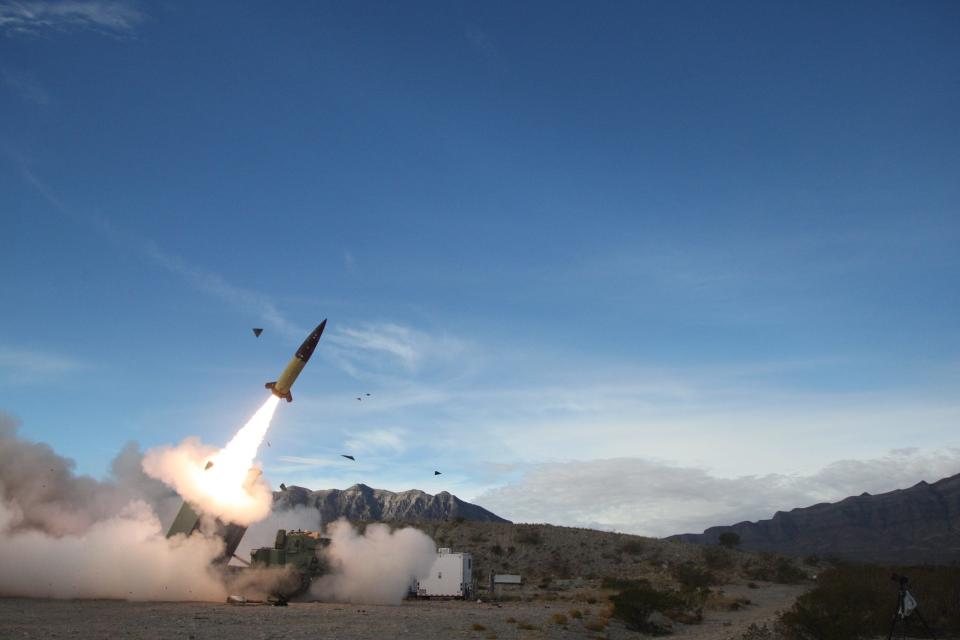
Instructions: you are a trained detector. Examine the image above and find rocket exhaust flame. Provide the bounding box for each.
[142,396,281,526]
[195,395,280,513]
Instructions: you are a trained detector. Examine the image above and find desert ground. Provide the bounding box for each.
[0,582,805,640]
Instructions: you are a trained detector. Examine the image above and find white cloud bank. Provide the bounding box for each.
[475,448,960,538]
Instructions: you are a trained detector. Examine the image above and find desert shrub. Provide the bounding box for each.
[738,623,781,639]
[610,586,686,634]
[505,617,516,624]
[803,555,820,566]
[454,516,466,524]
[583,618,607,632]
[778,564,960,639]
[490,543,503,556]
[672,562,718,589]
[702,546,735,570]
[719,532,742,549]
[586,596,597,604]
[549,559,573,579]
[706,592,752,611]
[471,623,486,631]
[620,539,646,555]
[507,545,516,554]
[774,558,807,584]
[745,555,806,584]
[551,613,568,624]
[569,609,583,619]
[515,526,543,545]
[747,581,759,589]
[601,576,650,590]
[515,620,539,630]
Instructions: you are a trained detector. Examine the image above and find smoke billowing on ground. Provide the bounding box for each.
[0,413,437,604]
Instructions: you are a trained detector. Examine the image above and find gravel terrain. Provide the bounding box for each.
[0,583,807,640]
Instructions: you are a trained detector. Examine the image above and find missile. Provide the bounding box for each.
[265,319,326,402]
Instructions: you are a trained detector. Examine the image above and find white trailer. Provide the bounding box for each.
[416,548,473,598]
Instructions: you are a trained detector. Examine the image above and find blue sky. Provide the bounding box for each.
[1,1,958,535]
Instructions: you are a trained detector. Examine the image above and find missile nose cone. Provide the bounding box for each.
[316,319,327,336]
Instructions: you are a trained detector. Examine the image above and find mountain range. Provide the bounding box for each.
[669,472,960,564]
[272,483,511,524]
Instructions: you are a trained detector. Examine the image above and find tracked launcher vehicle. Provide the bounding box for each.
[249,529,331,599]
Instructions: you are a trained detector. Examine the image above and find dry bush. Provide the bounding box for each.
[505,617,516,624]
[600,576,649,590]
[744,555,806,584]
[778,564,960,639]
[620,539,646,555]
[551,613,568,625]
[583,618,608,632]
[516,620,540,630]
[610,586,687,632]
[702,546,735,570]
[671,562,718,589]
[569,608,583,619]
[515,526,544,545]
[706,592,752,611]
[471,623,486,631]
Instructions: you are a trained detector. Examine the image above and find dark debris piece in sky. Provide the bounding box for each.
[279,483,287,491]
[204,461,214,470]
[434,470,441,475]
[252,328,263,337]
[341,454,355,461]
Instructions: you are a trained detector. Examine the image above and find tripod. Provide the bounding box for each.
[887,575,936,640]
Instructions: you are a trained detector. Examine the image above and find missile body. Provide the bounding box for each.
[265,320,326,402]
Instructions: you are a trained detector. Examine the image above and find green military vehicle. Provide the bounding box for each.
[250,529,331,600]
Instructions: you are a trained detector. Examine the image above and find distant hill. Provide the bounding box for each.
[669,473,960,564]
[273,483,511,524]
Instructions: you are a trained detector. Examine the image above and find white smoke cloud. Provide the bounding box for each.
[310,519,436,605]
[0,500,227,600]
[0,414,286,602]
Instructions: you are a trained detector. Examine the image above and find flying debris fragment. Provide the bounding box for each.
[204,461,214,470]
[253,328,264,337]
[434,470,441,476]
[356,397,362,401]
[265,319,326,402]
[279,483,287,491]
[341,454,355,461]
[365,393,371,397]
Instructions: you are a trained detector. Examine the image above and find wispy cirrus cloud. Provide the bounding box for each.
[0,1,144,36]
[0,346,87,384]
[344,428,409,455]
[326,322,469,376]
[15,164,303,339]
[276,456,339,467]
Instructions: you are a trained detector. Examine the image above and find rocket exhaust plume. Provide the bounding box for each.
[142,396,281,526]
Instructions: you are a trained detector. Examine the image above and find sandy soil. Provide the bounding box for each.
[0,583,807,640]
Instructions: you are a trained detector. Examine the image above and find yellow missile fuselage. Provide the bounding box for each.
[265,320,326,403]
[273,356,305,397]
